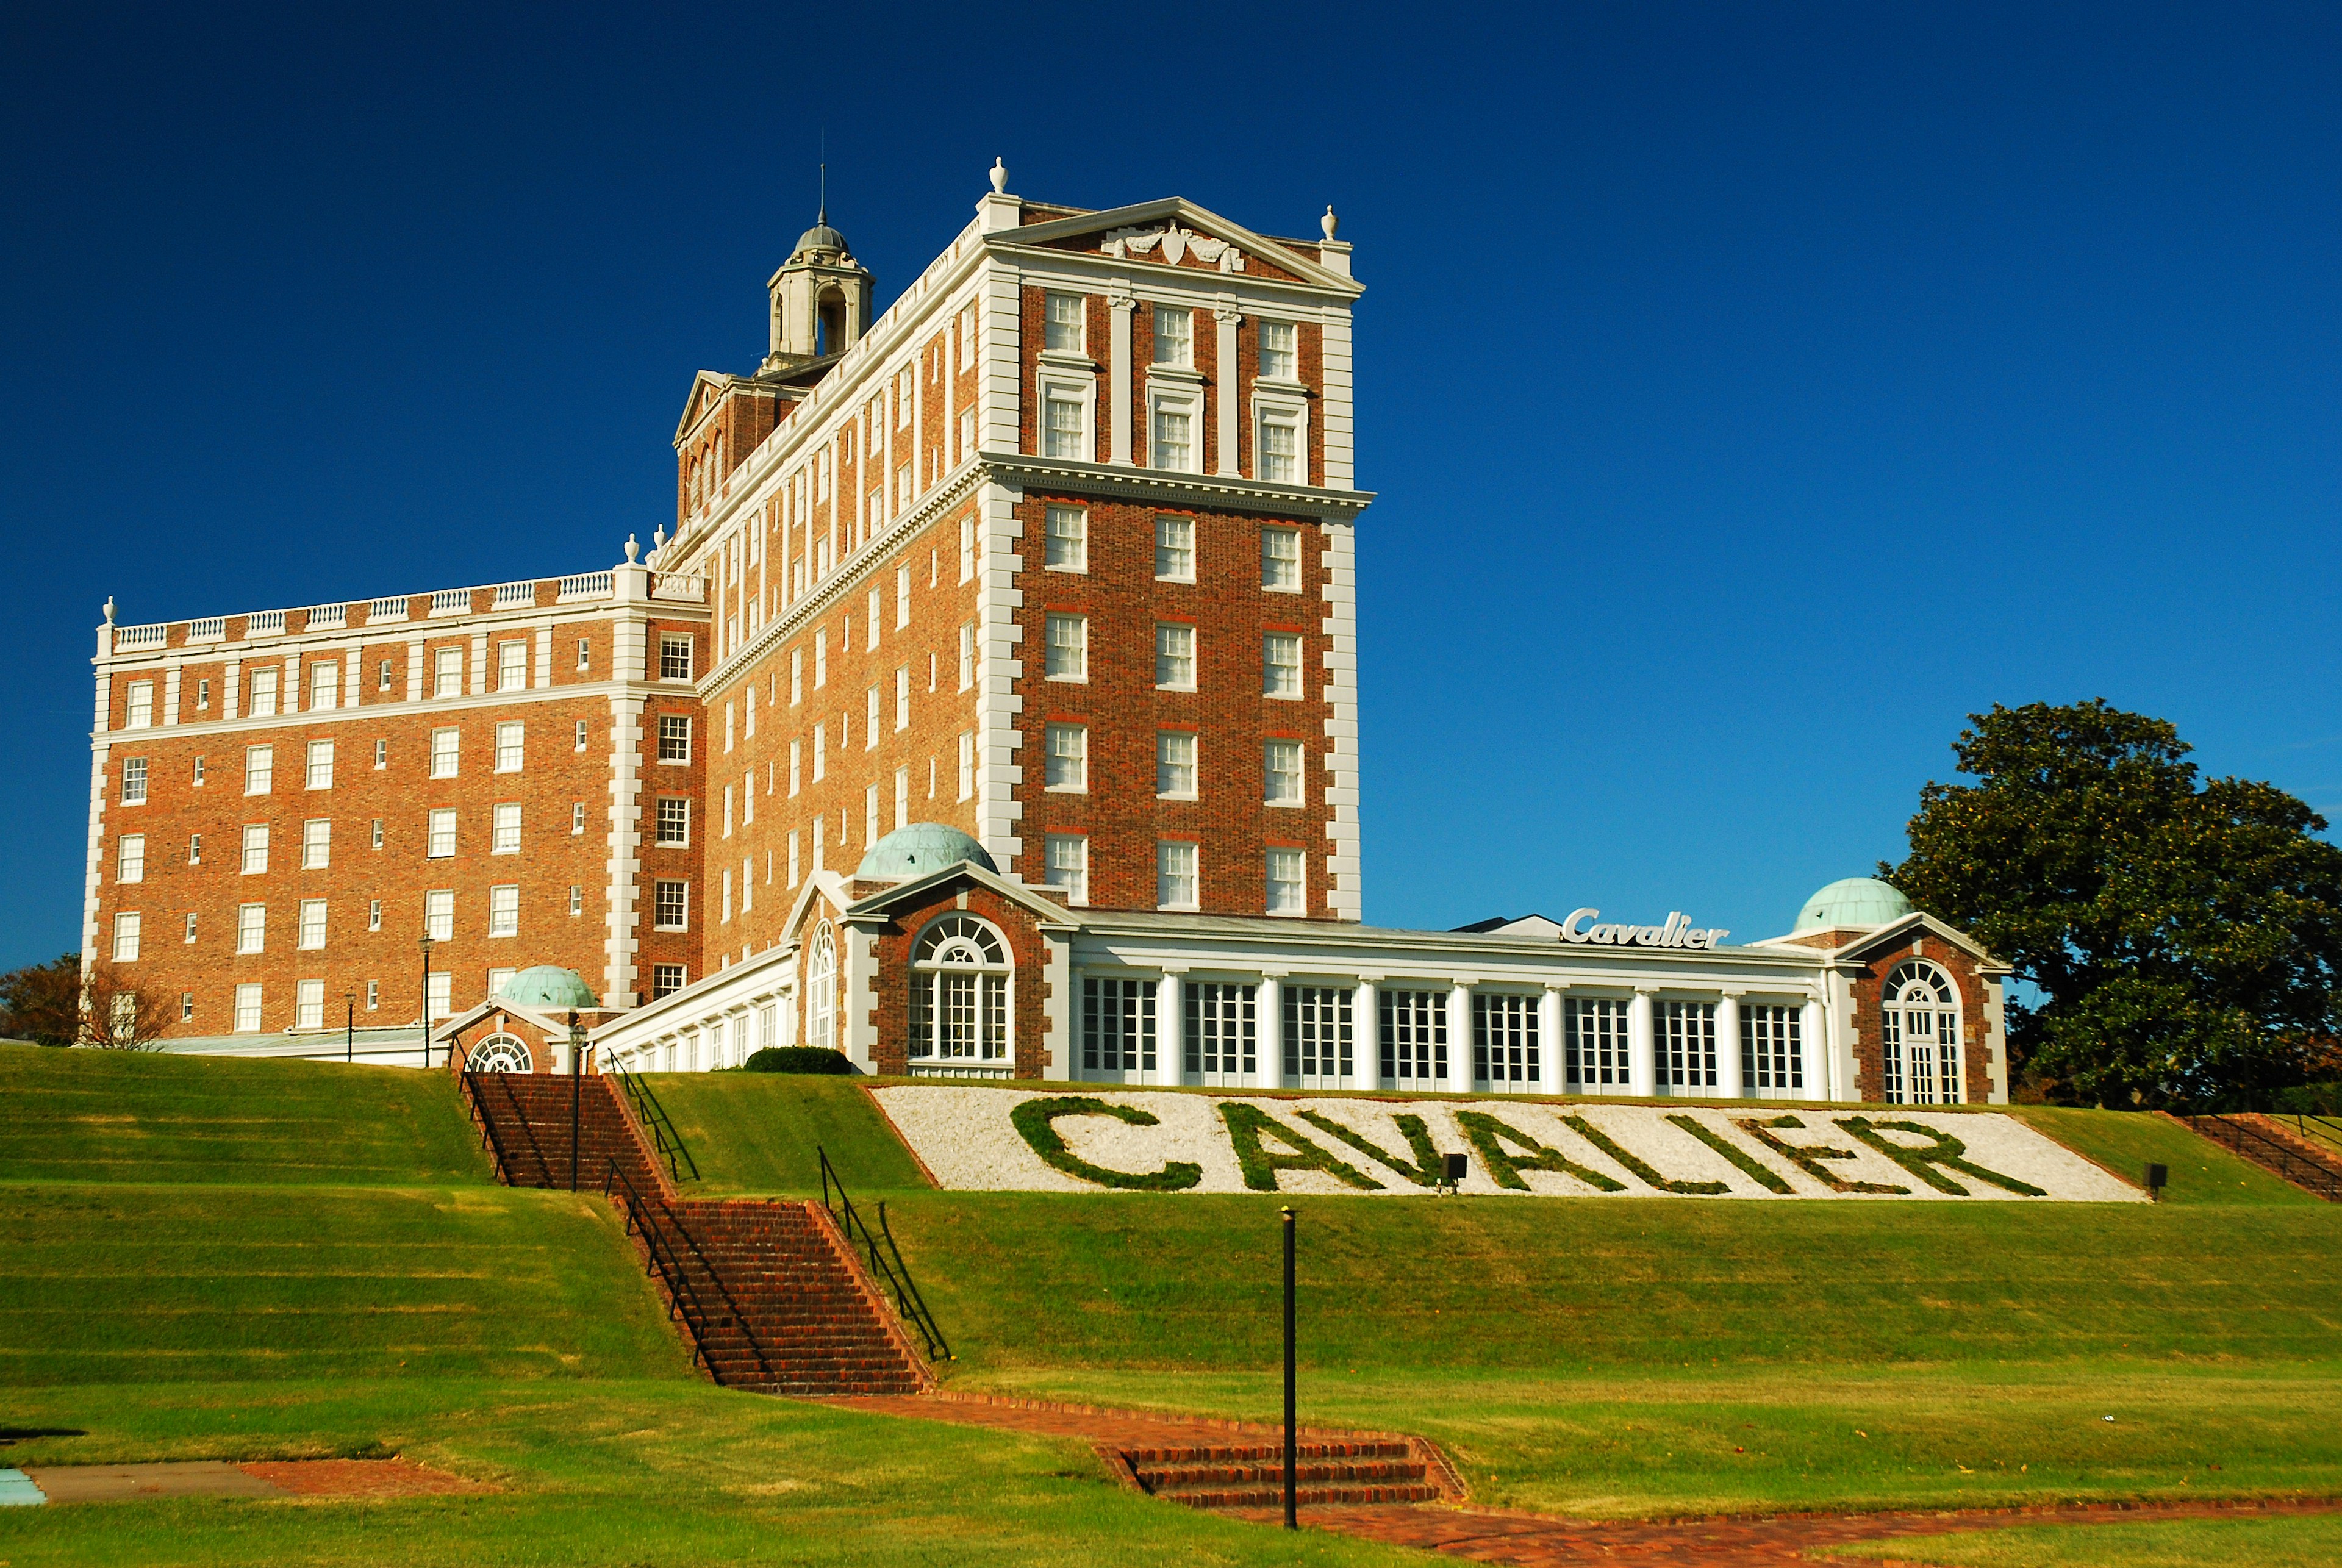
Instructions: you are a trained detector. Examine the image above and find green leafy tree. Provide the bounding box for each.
[1886,700,2342,1108]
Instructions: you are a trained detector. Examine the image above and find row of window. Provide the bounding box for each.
[1036,839,1307,914]
[1042,728,1308,804]
[112,718,613,807]
[1040,615,1306,695]
[1044,296,1299,376]
[1040,509,1304,590]
[109,880,590,960]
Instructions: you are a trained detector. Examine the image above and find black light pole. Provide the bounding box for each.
[568,1010,586,1192]
[345,992,354,1064]
[417,934,434,1069]
[1282,1204,1297,1530]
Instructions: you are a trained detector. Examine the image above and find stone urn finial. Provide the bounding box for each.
[989,157,1008,195]
[624,534,640,564]
[1321,205,1339,240]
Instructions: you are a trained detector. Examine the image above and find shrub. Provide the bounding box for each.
[743,1047,856,1075]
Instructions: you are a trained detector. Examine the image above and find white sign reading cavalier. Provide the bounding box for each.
[872,1087,2143,1202]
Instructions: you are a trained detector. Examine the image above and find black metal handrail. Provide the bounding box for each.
[601,1156,716,1375]
[461,1071,516,1184]
[609,1064,700,1183]
[2188,1114,2342,1200]
[2277,1112,2342,1162]
[819,1145,952,1362]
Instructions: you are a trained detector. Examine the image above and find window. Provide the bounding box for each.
[1156,731,1197,797]
[489,885,518,939]
[426,889,454,941]
[1259,320,1298,380]
[1155,623,1195,689]
[181,992,194,1022]
[787,740,801,796]
[310,661,339,710]
[1742,1003,1804,1094]
[1044,291,1086,353]
[495,722,523,772]
[298,899,326,951]
[1153,305,1192,367]
[244,746,272,795]
[867,589,881,649]
[572,802,586,835]
[814,725,827,781]
[1043,390,1085,459]
[370,819,383,850]
[892,666,909,731]
[865,784,879,848]
[661,635,693,681]
[116,834,145,884]
[374,739,388,769]
[1655,1001,1719,1092]
[863,687,880,748]
[498,642,525,692]
[1044,834,1088,904]
[959,408,975,462]
[573,720,587,753]
[1183,981,1255,1080]
[958,624,975,689]
[1156,840,1198,908]
[654,880,688,931]
[652,964,686,1000]
[426,972,451,1021]
[958,732,975,800]
[906,915,1012,1064]
[1259,413,1300,482]
[369,899,382,932]
[125,681,154,729]
[1266,849,1305,915]
[433,648,460,698]
[198,678,212,709]
[568,885,582,917]
[235,984,263,1033]
[250,668,279,717]
[237,903,266,954]
[806,926,836,1048]
[1564,997,1630,1090]
[1474,993,1540,1088]
[430,728,459,778]
[193,756,204,787]
[187,911,202,942]
[790,649,804,704]
[378,660,393,692]
[112,912,141,961]
[240,825,269,875]
[1381,989,1450,1084]
[1155,515,1195,580]
[1044,506,1086,570]
[427,809,456,858]
[1044,723,1087,790]
[1264,632,1302,697]
[1285,986,1353,1084]
[306,740,334,790]
[1151,403,1193,471]
[492,803,520,854]
[959,515,975,582]
[656,797,690,846]
[121,757,148,805]
[1265,740,1303,804]
[487,968,517,1001]
[1081,976,1155,1075]
[1044,614,1087,680]
[302,818,329,869]
[657,715,691,762]
[577,638,590,671]
[366,979,378,1009]
[723,784,734,837]
[188,833,201,865]
[1882,961,1962,1105]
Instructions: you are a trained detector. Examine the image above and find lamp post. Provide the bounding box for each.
[568,1009,589,1192]
[345,991,354,1064]
[418,933,434,1069]
[1281,1204,1297,1530]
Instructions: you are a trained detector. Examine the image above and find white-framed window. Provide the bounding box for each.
[1081,975,1156,1078]
[1882,961,1963,1105]
[895,665,911,730]
[865,686,880,748]
[487,967,517,1000]
[571,802,586,834]
[790,648,804,704]
[1265,739,1303,805]
[661,635,693,681]
[815,628,829,687]
[571,719,588,753]
[1654,1001,1719,1093]
[432,647,460,698]
[112,912,141,962]
[498,641,526,692]
[426,971,451,1021]
[188,832,201,865]
[1044,834,1089,903]
[723,784,734,837]
[489,884,519,939]
[495,721,523,772]
[958,731,975,801]
[181,992,194,1022]
[958,623,975,689]
[378,659,394,692]
[492,802,521,854]
[1266,849,1305,916]
[1155,623,1195,689]
[370,819,382,850]
[1284,985,1353,1085]
[569,885,582,917]
[1045,506,1087,570]
[125,681,154,729]
[654,880,688,931]
[1042,384,1088,460]
[298,981,326,1030]
[897,564,911,628]
[192,756,204,787]
[1044,614,1087,680]
[1258,319,1298,381]
[1157,731,1197,797]
[1044,291,1086,353]
[369,899,381,931]
[427,808,456,859]
[1182,980,1256,1082]
[814,724,827,781]
[197,678,212,710]
[906,915,1013,1064]
[234,983,263,1033]
[249,667,280,717]
[806,925,836,1048]
[1262,526,1300,590]
[1153,304,1193,367]
[366,979,378,1009]
[121,757,148,804]
[116,834,145,884]
[1381,989,1450,1084]
[1155,515,1195,580]
[1264,632,1303,698]
[894,765,909,831]
[375,739,389,769]
[298,899,326,951]
[306,740,333,790]
[959,514,976,582]
[1259,412,1300,483]
[244,746,273,795]
[425,889,454,941]
[867,588,882,650]
[1156,840,1198,909]
[237,903,267,954]
[1044,723,1087,790]
[240,824,269,875]
[301,818,329,869]
[1150,396,1196,472]
[1474,992,1541,1089]
[430,728,459,778]
[310,661,339,711]
[651,963,686,1000]
[865,784,879,848]
[1741,1003,1805,1095]
[577,637,591,671]
[656,797,690,846]
[787,740,801,796]
[185,911,199,943]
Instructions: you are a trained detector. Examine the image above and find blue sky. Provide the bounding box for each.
[4,2,2337,967]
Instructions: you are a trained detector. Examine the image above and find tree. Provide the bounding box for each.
[77,962,174,1050]
[1886,700,2342,1108]
[0,953,81,1045]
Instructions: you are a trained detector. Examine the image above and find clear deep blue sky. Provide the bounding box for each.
[4,3,2337,967]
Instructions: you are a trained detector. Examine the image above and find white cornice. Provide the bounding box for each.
[979,454,1373,519]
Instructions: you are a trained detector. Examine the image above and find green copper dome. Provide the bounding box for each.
[1793,877,1914,933]
[856,823,998,881]
[492,966,599,1009]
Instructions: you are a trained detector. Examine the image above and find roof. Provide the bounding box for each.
[857,823,998,881]
[1794,877,1913,933]
[493,966,598,1009]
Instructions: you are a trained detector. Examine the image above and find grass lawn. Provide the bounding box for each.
[1827,1514,2342,1567]
[640,1072,927,1194]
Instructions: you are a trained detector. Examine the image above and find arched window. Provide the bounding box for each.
[808,925,837,1051]
[908,915,1012,1069]
[470,1034,532,1073]
[1880,961,1961,1105]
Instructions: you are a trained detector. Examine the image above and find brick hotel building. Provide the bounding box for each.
[82,167,2011,1106]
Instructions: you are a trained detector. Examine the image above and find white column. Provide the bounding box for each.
[1538,986,1565,1097]
[1258,974,1283,1087]
[1214,305,1241,476]
[1448,985,1473,1092]
[1109,290,1134,466]
[1353,979,1378,1090]
[1716,992,1744,1100]
[1628,987,1657,1097]
[1158,969,1184,1086]
[1802,995,1828,1103]
[1062,965,1084,1082]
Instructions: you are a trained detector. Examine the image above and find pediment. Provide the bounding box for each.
[672,371,737,445]
[1006,198,1358,294]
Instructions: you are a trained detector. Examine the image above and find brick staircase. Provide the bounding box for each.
[1126,1437,1444,1509]
[460,1071,929,1395]
[2176,1112,2342,1201]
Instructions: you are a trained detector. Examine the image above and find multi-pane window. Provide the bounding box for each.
[658,715,692,761]
[369,900,382,931]
[193,756,204,787]
[298,900,327,951]
[813,725,826,781]
[310,662,339,711]
[790,648,804,704]
[245,746,273,795]
[1043,392,1084,459]
[1081,976,1155,1075]
[897,668,914,731]
[661,635,693,681]
[301,818,329,869]
[1563,998,1627,1088]
[370,820,383,850]
[237,903,267,954]
[1263,633,1302,697]
[306,740,333,790]
[652,964,686,1000]
[116,834,145,883]
[656,798,690,846]
[241,825,269,874]
[427,809,456,859]
[250,668,280,717]
[426,972,451,1021]
[426,889,454,941]
[1044,506,1087,570]
[489,885,519,939]
[495,722,523,772]
[1156,731,1197,797]
[1265,740,1303,804]
[376,739,389,768]
[1044,614,1087,679]
[1044,724,1087,790]
[112,912,141,962]
[380,659,395,691]
[1155,623,1195,688]
[1284,987,1353,1083]
[498,642,526,692]
[1044,292,1086,353]
[1151,404,1193,471]
[189,832,202,865]
[1266,848,1305,915]
[125,681,154,729]
[296,979,325,1030]
[1380,989,1449,1084]
[492,803,521,854]
[1741,1004,1804,1094]
[121,757,148,804]
[1153,305,1192,367]
[1182,981,1255,1078]
[1156,840,1198,908]
[1155,515,1195,579]
[433,647,461,698]
[654,880,689,931]
[1044,834,1089,903]
[234,983,263,1032]
[568,885,582,917]
[959,623,975,689]
[1474,993,1541,1088]
[1262,527,1300,590]
[430,728,459,778]
[1655,1001,1719,1091]
[1259,415,1299,482]
[1259,320,1298,380]
[1881,962,1961,1105]
[865,686,880,748]
[906,915,1012,1065]
[958,732,975,800]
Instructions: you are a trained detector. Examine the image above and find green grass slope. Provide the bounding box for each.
[643,1072,929,1194]
[2006,1106,2313,1205]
